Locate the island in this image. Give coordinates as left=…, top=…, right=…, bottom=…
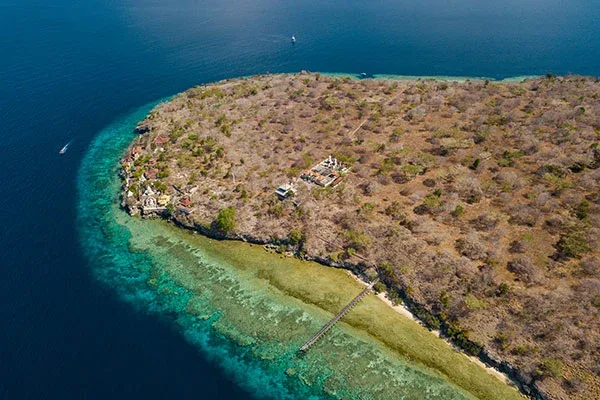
left=120, top=72, right=600, bottom=400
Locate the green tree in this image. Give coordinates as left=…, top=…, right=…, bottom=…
left=373, top=282, right=387, bottom=293
left=215, top=207, right=236, bottom=233
left=452, top=205, right=464, bottom=218
left=536, top=358, right=564, bottom=379
left=289, top=228, right=304, bottom=245
left=556, top=230, right=590, bottom=259
left=576, top=200, right=590, bottom=220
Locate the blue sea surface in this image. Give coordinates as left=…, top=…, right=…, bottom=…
left=1, top=0, right=598, bottom=398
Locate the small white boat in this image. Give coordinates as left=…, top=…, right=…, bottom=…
left=291, top=35, right=296, bottom=43
left=59, top=142, right=70, bottom=154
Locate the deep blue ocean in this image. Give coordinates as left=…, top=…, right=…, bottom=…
left=1, top=0, right=598, bottom=398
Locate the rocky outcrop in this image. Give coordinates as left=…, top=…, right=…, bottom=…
left=134, top=123, right=150, bottom=134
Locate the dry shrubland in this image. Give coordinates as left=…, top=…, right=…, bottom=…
left=122, top=73, right=600, bottom=400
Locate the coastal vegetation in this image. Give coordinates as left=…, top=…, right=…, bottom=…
left=215, top=207, right=236, bottom=233
left=121, top=73, right=600, bottom=400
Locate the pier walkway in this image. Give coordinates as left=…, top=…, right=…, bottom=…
left=300, top=278, right=379, bottom=352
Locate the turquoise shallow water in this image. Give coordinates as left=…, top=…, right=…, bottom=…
left=76, top=101, right=300, bottom=398
left=76, top=101, right=484, bottom=399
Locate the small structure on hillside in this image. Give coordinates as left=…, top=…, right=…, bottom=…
left=132, top=146, right=143, bottom=157
left=301, top=155, right=348, bottom=187
left=143, top=186, right=156, bottom=197
left=157, top=194, right=171, bottom=206
left=275, top=183, right=297, bottom=200
left=179, top=197, right=192, bottom=208
left=144, top=196, right=157, bottom=208
left=154, top=136, right=169, bottom=145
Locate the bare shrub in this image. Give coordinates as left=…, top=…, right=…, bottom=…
left=580, top=256, right=600, bottom=276
left=404, top=106, right=427, bottom=122
left=470, top=213, right=499, bottom=231
left=423, top=178, right=436, bottom=187
left=544, top=214, right=567, bottom=234
left=530, top=188, right=555, bottom=212
left=409, top=216, right=437, bottom=235
left=391, top=171, right=410, bottom=184
left=495, top=170, right=524, bottom=191
left=360, top=180, right=380, bottom=196
left=508, top=240, right=527, bottom=254
left=352, top=164, right=369, bottom=179
left=507, top=257, right=545, bottom=286
left=575, top=278, right=600, bottom=306
left=453, top=174, right=483, bottom=204
left=377, top=174, right=391, bottom=185
left=508, top=204, right=539, bottom=227
left=455, top=232, right=488, bottom=260
left=518, top=134, right=539, bottom=155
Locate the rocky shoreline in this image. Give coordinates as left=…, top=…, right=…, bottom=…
left=123, top=196, right=547, bottom=400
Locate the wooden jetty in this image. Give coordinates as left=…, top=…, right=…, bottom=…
left=299, top=278, right=379, bottom=352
